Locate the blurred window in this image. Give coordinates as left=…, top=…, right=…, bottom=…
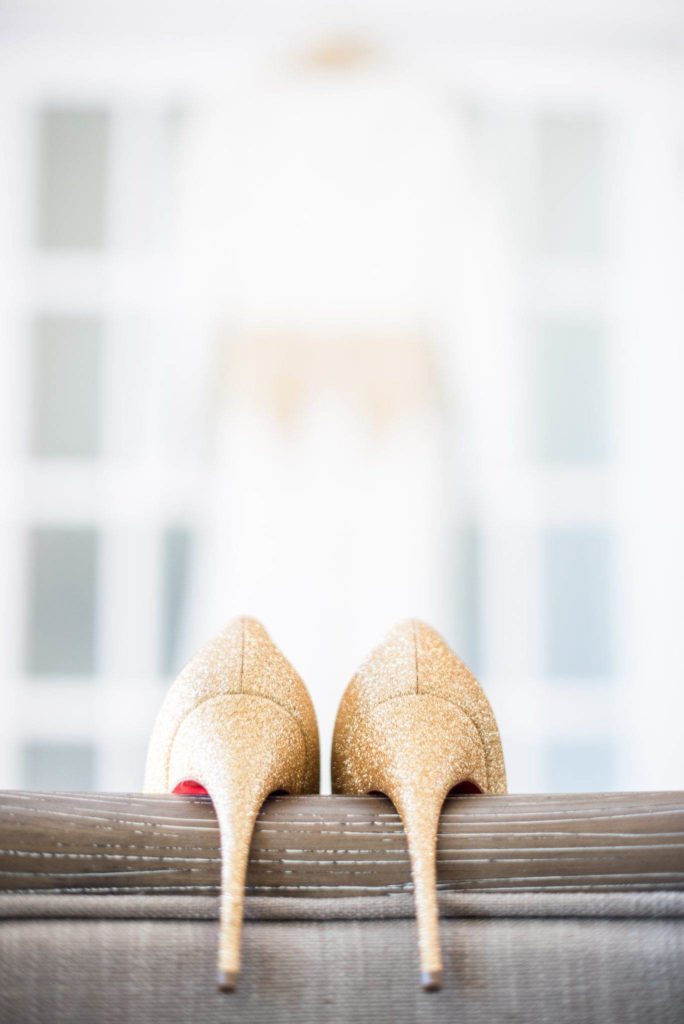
left=26, top=527, right=98, bottom=675
left=543, top=526, right=614, bottom=679
left=546, top=738, right=614, bottom=792
left=538, top=113, right=605, bottom=260
left=534, top=318, right=609, bottom=463
left=30, top=315, right=102, bottom=458
left=22, top=741, right=96, bottom=790
left=36, top=108, right=110, bottom=249
left=161, top=525, right=193, bottom=676
left=457, top=523, right=483, bottom=675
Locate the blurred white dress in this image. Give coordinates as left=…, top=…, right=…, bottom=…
left=174, top=57, right=486, bottom=783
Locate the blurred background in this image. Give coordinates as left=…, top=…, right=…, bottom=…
left=1, top=0, right=683, bottom=794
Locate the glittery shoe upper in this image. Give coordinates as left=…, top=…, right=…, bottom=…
left=145, top=616, right=320, bottom=793
left=332, top=619, right=507, bottom=796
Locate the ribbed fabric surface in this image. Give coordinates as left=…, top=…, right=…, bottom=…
left=1, top=891, right=683, bottom=1023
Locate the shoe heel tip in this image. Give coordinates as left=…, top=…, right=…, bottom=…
left=217, top=970, right=238, bottom=992
left=420, top=970, right=442, bottom=992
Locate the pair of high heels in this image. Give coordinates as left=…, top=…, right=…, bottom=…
left=145, top=617, right=506, bottom=992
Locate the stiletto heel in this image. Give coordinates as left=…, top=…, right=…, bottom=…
left=392, top=786, right=443, bottom=990
left=145, top=616, right=319, bottom=991
left=332, top=619, right=506, bottom=991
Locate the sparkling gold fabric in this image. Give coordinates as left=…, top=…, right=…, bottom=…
left=144, top=617, right=320, bottom=989
left=331, top=619, right=507, bottom=988
left=145, top=617, right=319, bottom=794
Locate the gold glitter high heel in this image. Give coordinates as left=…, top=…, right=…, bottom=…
left=331, top=620, right=506, bottom=991
left=145, top=616, right=319, bottom=991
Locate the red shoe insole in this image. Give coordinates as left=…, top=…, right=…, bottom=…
left=173, top=779, right=208, bottom=796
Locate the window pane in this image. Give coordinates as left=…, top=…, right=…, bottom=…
left=36, top=108, right=110, bottom=249
left=26, top=527, right=98, bottom=675
left=30, top=316, right=102, bottom=458
left=534, top=318, right=608, bottom=464
left=538, top=113, right=605, bottom=260
left=545, top=739, right=614, bottom=793
left=542, top=527, right=613, bottom=678
left=161, top=526, right=192, bottom=676
left=456, top=523, right=482, bottom=675
left=22, top=741, right=96, bottom=790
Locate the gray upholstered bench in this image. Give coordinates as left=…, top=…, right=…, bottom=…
left=1, top=791, right=683, bottom=1023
